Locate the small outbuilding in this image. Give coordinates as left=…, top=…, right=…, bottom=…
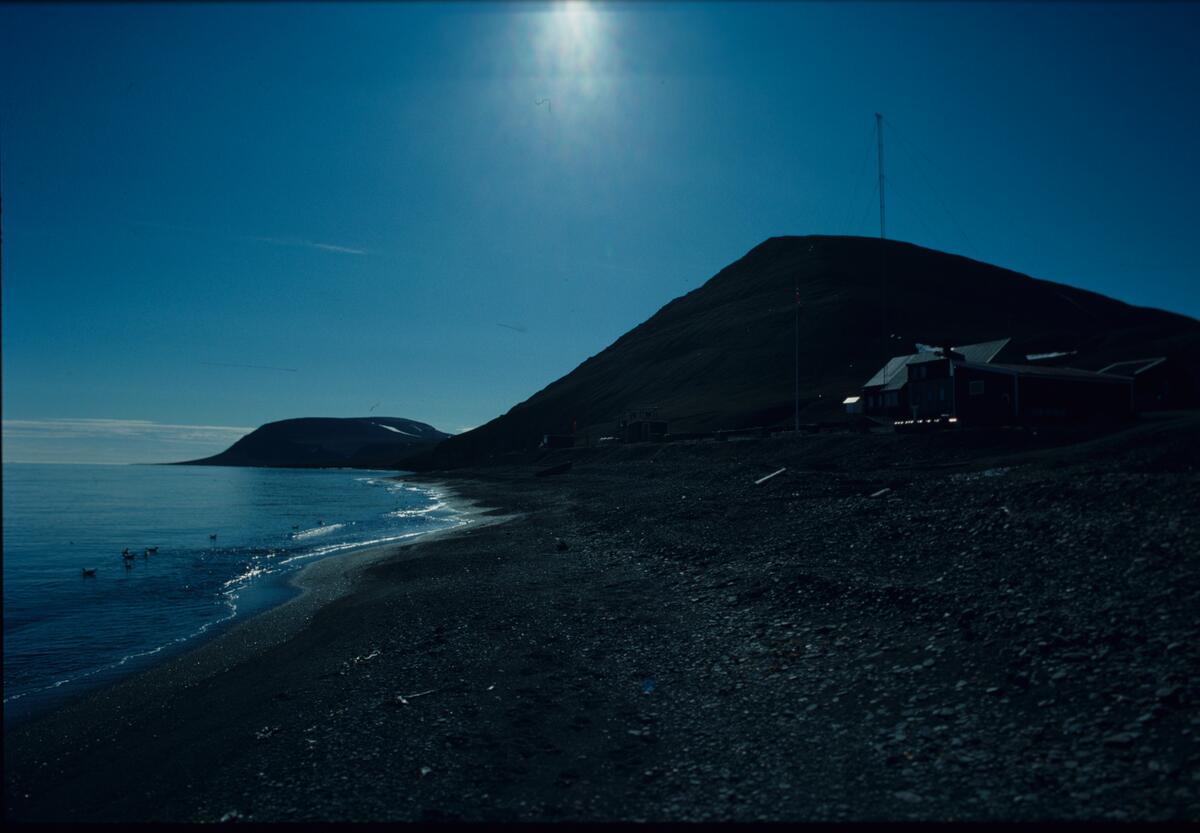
left=619, top=407, right=668, bottom=443
left=623, top=420, right=668, bottom=443
left=949, top=362, right=1133, bottom=425
left=1099, top=357, right=1194, bottom=411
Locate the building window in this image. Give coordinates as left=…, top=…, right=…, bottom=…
left=969, top=380, right=985, bottom=396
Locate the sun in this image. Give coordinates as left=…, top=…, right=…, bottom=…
left=537, top=0, right=606, bottom=78
left=557, top=0, right=598, bottom=39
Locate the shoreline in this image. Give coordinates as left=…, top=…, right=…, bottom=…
left=285, top=480, right=517, bottom=608
left=3, top=481, right=513, bottom=733
left=6, top=423, right=1198, bottom=822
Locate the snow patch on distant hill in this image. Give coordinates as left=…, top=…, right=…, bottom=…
left=374, top=423, right=420, bottom=437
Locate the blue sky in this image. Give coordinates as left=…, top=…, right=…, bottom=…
left=2, top=1, right=1198, bottom=463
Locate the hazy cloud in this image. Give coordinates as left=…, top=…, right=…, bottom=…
left=3, top=419, right=254, bottom=439
left=127, top=221, right=367, bottom=256
left=2, top=419, right=254, bottom=465
left=200, top=361, right=299, bottom=373
left=310, top=242, right=368, bottom=255
left=247, top=236, right=367, bottom=256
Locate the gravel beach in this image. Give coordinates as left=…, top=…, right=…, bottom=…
left=5, top=415, right=1199, bottom=822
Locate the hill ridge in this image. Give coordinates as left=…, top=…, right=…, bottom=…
left=177, top=416, right=449, bottom=469
left=426, top=235, right=1198, bottom=468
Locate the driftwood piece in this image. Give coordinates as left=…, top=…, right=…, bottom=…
left=754, top=467, right=787, bottom=485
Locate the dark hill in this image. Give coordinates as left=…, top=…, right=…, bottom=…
left=176, top=417, right=450, bottom=469
left=428, top=235, right=1199, bottom=468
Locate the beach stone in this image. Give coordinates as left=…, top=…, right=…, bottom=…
left=6, top=423, right=1200, bottom=823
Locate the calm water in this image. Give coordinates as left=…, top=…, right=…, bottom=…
left=2, top=463, right=461, bottom=726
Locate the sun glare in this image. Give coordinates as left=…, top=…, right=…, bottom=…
left=537, top=0, right=607, bottom=79
left=559, top=1, right=595, bottom=35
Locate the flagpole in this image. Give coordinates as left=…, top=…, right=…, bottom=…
left=794, top=282, right=800, bottom=434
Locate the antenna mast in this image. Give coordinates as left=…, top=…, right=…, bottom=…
left=876, top=112, right=885, bottom=240
left=876, top=113, right=888, bottom=349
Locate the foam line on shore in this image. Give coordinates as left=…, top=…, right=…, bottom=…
left=284, top=480, right=517, bottom=601
left=6, top=481, right=516, bottom=732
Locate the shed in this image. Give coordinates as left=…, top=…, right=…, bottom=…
left=623, top=421, right=668, bottom=443
left=951, top=362, right=1133, bottom=425
left=618, top=406, right=668, bottom=443
left=1098, top=357, right=1194, bottom=411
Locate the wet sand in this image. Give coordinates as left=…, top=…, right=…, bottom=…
left=5, top=420, right=1199, bottom=821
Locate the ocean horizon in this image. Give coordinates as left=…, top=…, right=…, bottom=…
left=2, top=462, right=462, bottom=727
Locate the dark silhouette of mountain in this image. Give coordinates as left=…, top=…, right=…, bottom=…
left=176, top=417, right=450, bottom=468
left=426, top=235, right=1199, bottom=468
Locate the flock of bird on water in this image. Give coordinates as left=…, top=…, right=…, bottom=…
left=80, top=542, right=199, bottom=576
left=81, top=521, right=325, bottom=576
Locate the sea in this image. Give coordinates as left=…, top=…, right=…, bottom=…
left=2, top=462, right=463, bottom=727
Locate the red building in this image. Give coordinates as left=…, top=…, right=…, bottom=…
left=858, top=338, right=1136, bottom=427
left=859, top=338, right=1015, bottom=420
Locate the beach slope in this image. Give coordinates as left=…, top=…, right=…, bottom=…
left=5, top=416, right=1199, bottom=821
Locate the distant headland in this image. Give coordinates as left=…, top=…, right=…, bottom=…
left=172, top=416, right=450, bottom=469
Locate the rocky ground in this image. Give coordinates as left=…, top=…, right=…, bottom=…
left=5, top=414, right=1199, bottom=822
